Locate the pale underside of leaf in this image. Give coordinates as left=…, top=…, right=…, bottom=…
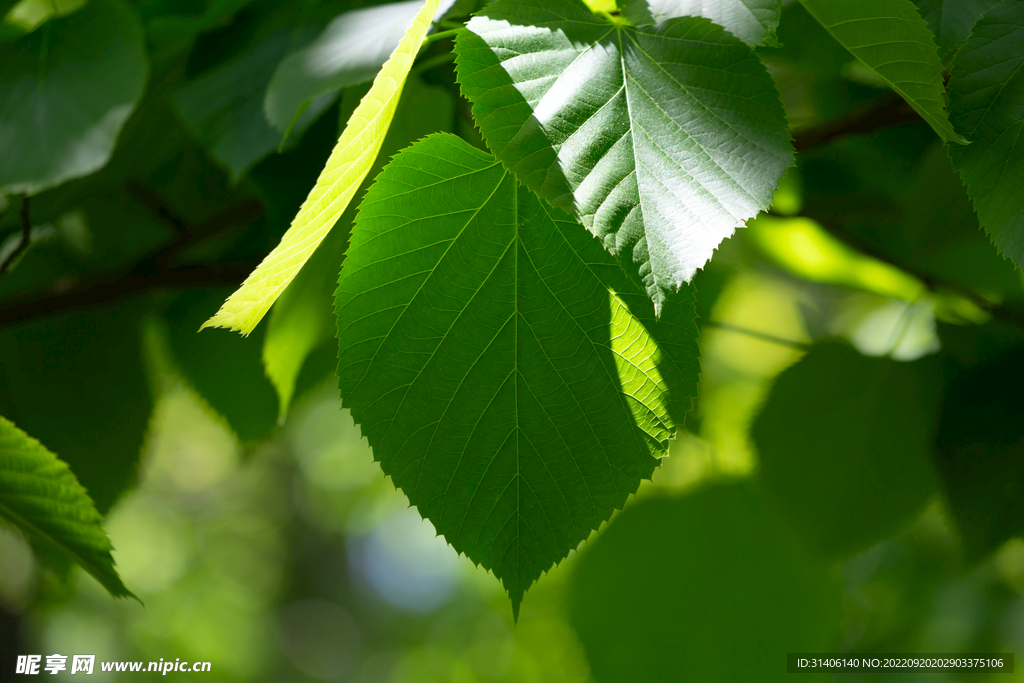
left=948, top=1, right=1024, bottom=269
left=201, top=0, right=442, bottom=335
left=335, top=133, right=699, bottom=617
left=455, top=0, right=792, bottom=312
left=800, top=0, right=969, bottom=145
left=0, top=416, right=134, bottom=599
left=622, top=0, right=782, bottom=47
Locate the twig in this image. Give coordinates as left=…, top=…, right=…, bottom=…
left=0, top=196, right=33, bottom=278
left=793, top=93, right=924, bottom=153
left=703, top=321, right=809, bottom=350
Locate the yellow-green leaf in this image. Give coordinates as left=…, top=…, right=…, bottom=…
left=201, top=0, right=442, bottom=335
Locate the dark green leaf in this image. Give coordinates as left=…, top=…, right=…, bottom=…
left=622, top=0, right=782, bottom=47
left=947, top=1, right=1024, bottom=270
left=335, top=133, right=700, bottom=616
left=454, top=0, right=792, bottom=312
left=752, top=342, right=941, bottom=558
left=570, top=482, right=839, bottom=683
left=0, top=416, right=134, bottom=599
left=912, top=0, right=1002, bottom=56
left=935, top=342, right=1024, bottom=560
left=0, top=303, right=152, bottom=514
left=799, top=0, right=968, bottom=144
left=0, top=0, right=148, bottom=195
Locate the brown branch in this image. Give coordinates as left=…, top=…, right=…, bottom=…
left=0, top=196, right=33, bottom=278
left=0, top=190, right=266, bottom=328
left=793, top=93, right=924, bottom=153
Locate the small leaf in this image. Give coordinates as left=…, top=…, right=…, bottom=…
left=335, top=133, right=700, bottom=616
left=799, top=0, right=968, bottom=144
left=622, top=0, right=782, bottom=47
left=264, top=0, right=456, bottom=133
left=454, top=0, right=792, bottom=312
left=570, top=483, right=839, bottom=682
left=0, top=416, right=134, bottom=599
left=0, top=0, right=148, bottom=195
left=202, top=0, right=443, bottom=335
left=947, top=1, right=1024, bottom=270
left=751, top=342, right=941, bottom=559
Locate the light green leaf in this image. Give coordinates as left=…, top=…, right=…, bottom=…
left=570, top=483, right=839, bottom=682
left=335, top=133, right=700, bottom=617
left=264, top=78, right=455, bottom=420
left=454, top=0, right=792, bottom=312
left=622, top=0, right=782, bottom=47
left=912, top=0, right=1002, bottom=57
left=0, top=416, right=134, bottom=599
left=947, top=1, right=1024, bottom=270
left=751, top=342, right=941, bottom=559
left=800, top=0, right=969, bottom=145
left=174, top=28, right=334, bottom=182
left=202, top=0, right=442, bottom=335
left=0, top=0, right=147, bottom=195
left=264, top=0, right=455, bottom=133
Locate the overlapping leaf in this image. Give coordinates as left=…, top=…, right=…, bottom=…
left=800, top=0, right=968, bottom=144
left=0, top=416, right=134, bottom=599
left=335, top=133, right=700, bottom=616
left=912, top=0, right=1002, bottom=57
left=622, top=0, right=782, bottom=47
left=0, top=0, right=147, bottom=195
left=202, top=0, right=442, bottom=335
left=947, top=1, right=1024, bottom=270
left=455, top=0, right=792, bottom=312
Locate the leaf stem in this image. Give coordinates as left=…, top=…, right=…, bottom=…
left=704, top=321, right=809, bottom=350
left=421, top=28, right=461, bottom=48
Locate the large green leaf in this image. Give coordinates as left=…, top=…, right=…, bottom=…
left=454, top=0, right=792, bottom=312
left=335, top=133, right=700, bottom=616
left=263, top=78, right=455, bottom=420
left=202, top=0, right=442, bottom=335
left=264, top=0, right=455, bottom=133
left=947, top=1, right=1024, bottom=270
left=0, top=0, right=148, bottom=195
left=622, top=0, right=782, bottom=47
left=0, top=416, right=134, bottom=599
left=570, top=483, right=838, bottom=683
left=800, top=0, right=969, bottom=145
left=751, top=343, right=941, bottom=559
left=912, top=0, right=1002, bottom=57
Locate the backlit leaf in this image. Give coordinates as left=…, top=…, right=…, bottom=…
left=455, top=0, right=792, bottom=312
left=202, top=0, right=442, bottom=335
left=335, top=133, right=700, bottom=616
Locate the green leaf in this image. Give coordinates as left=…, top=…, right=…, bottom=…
left=335, top=133, right=700, bottom=617
left=0, top=0, right=148, bottom=195
left=0, top=303, right=152, bottom=514
left=751, top=342, right=941, bottom=559
left=799, top=0, right=969, bottom=145
left=935, top=342, right=1024, bottom=560
left=264, top=0, right=454, bottom=133
left=622, top=0, right=782, bottom=47
left=0, top=416, right=134, bottom=599
left=454, top=0, right=792, bottom=312
left=202, top=0, right=443, bottom=335
left=173, top=27, right=334, bottom=182
left=947, top=1, right=1024, bottom=270
left=569, top=483, right=839, bottom=682
left=912, top=0, right=1002, bottom=57
left=263, top=77, right=455, bottom=420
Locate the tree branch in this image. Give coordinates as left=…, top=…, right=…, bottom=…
left=793, top=93, right=924, bottom=153
left=0, top=196, right=33, bottom=278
